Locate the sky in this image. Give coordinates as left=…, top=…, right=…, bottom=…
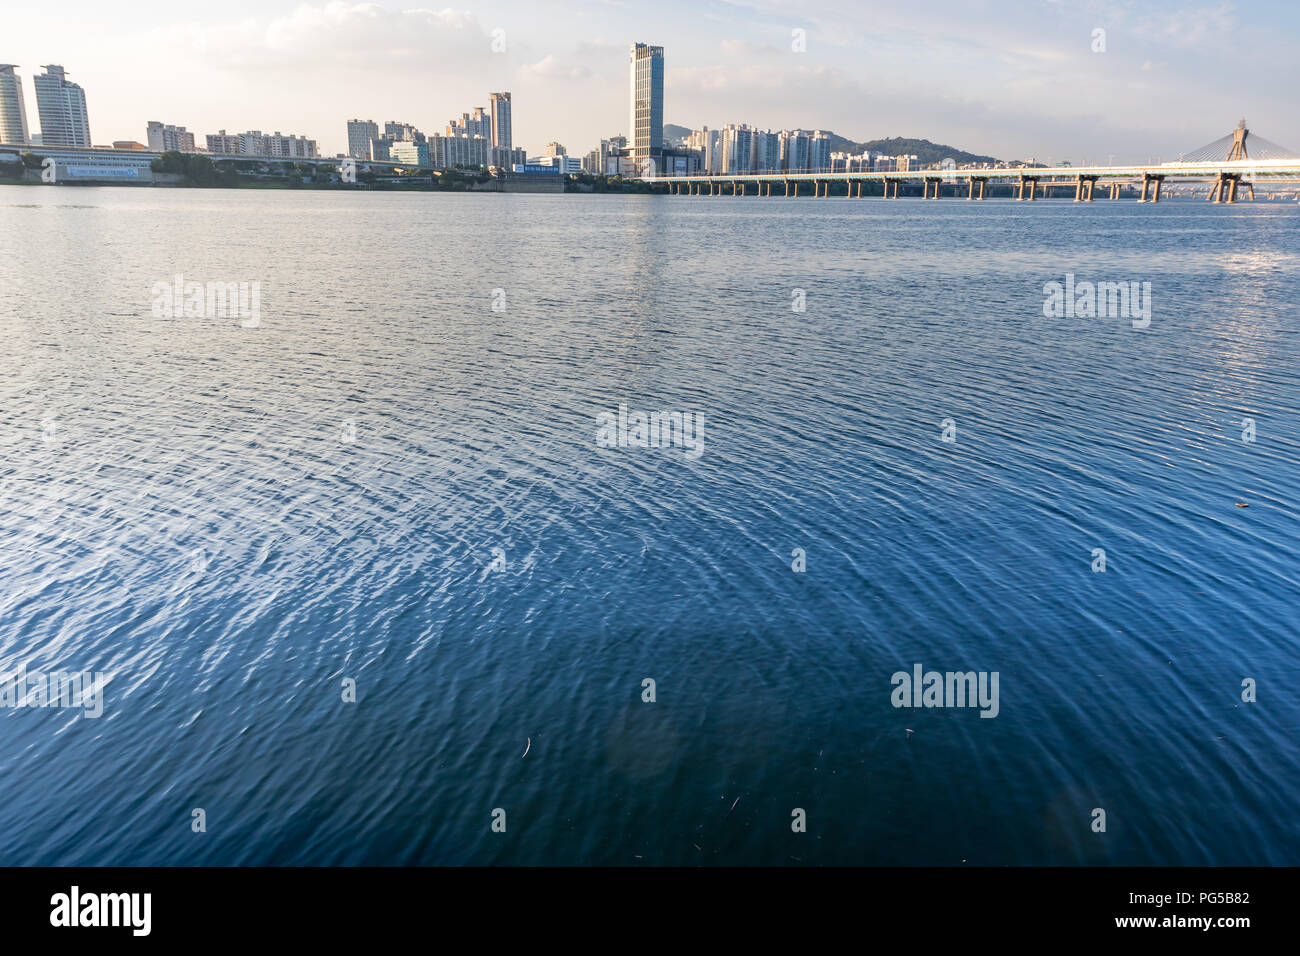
left=7, top=0, right=1299, bottom=163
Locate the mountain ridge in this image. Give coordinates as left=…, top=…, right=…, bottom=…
left=662, top=124, right=1001, bottom=165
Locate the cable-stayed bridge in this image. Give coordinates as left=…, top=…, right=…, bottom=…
left=642, top=121, right=1300, bottom=203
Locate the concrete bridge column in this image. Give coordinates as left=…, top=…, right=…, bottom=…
left=793, top=181, right=800, bottom=198
left=1017, top=176, right=1026, bottom=201
left=1139, top=175, right=1150, bottom=203
left=784, top=180, right=790, bottom=197
left=967, top=179, right=975, bottom=200
left=1151, top=176, right=1163, bottom=203
left=1027, top=179, right=1037, bottom=201
left=1073, top=176, right=1083, bottom=202
left=978, top=179, right=987, bottom=200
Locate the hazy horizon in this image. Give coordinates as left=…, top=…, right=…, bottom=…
left=7, top=0, right=1300, bottom=163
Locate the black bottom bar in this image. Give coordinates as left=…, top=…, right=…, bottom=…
left=0, top=866, right=1282, bottom=943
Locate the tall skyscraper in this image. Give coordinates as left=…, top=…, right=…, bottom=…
left=628, top=43, right=663, bottom=176
left=33, top=65, right=90, bottom=147
left=0, top=65, right=30, bottom=145
left=346, top=119, right=378, bottom=160
left=489, top=92, right=512, bottom=151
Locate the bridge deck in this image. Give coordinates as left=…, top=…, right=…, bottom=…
left=643, top=160, right=1300, bottom=183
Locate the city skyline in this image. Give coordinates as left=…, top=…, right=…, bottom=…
left=4, top=1, right=1300, bottom=163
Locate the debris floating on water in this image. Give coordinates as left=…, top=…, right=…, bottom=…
left=521, top=737, right=531, bottom=758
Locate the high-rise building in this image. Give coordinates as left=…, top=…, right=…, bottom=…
left=808, top=130, right=831, bottom=173
left=0, top=65, right=30, bottom=145
left=146, top=121, right=196, bottom=153
left=488, top=92, right=512, bottom=151
left=205, top=130, right=241, bottom=154
left=543, top=141, right=566, bottom=157
left=751, top=129, right=781, bottom=173
left=687, top=127, right=722, bottom=174
left=384, top=121, right=423, bottom=143
left=33, top=65, right=90, bottom=147
left=204, top=129, right=318, bottom=158
left=720, top=124, right=754, bottom=174
left=446, top=108, right=489, bottom=140
left=628, top=42, right=663, bottom=176
left=428, top=132, right=489, bottom=169
left=347, top=119, right=378, bottom=160
left=389, top=140, right=430, bottom=167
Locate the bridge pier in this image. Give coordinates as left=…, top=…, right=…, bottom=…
left=783, top=179, right=790, bottom=197
left=1027, top=178, right=1037, bottom=201
left=1017, top=176, right=1026, bottom=201
left=1139, top=174, right=1164, bottom=203
left=1211, top=172, right=1243, bottom=203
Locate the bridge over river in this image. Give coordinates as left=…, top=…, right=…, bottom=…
left=640, top=122, right=1300, bottom=203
